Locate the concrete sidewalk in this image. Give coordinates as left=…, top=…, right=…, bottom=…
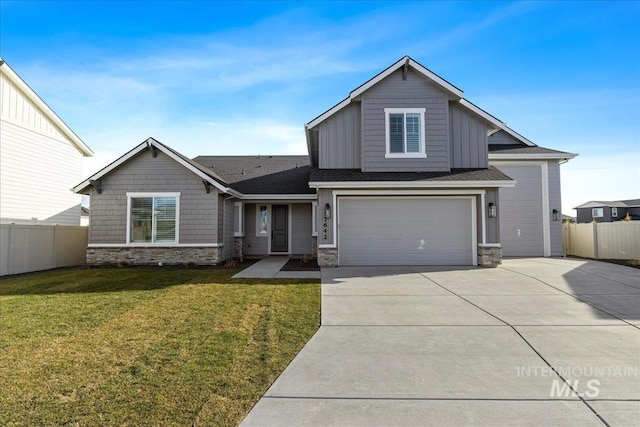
left=241, top=258, right=640, bottom=426
left=232, top=256, right=322, bottom=279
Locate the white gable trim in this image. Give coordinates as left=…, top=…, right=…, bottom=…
left=306, top=56, right=464, bottom=129
left=72, top=138, right=237, bottom=196
left=0, top=58, right=93, bottom=157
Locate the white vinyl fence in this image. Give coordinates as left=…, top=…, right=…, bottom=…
left=0, top=224, right=88, bottom=276
left=563, top=221, right=640, bottom=260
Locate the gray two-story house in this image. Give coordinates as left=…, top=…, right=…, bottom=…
left=74, top=56, right=576, bottom=267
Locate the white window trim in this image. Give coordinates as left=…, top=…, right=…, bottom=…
left=255, top=204, right=270, bottom=237
left=312, top=201, right=318, bottom=237
left=384, top=108, right=427, bottom=158
left=234, top=201, right=244, bottom=236
left=592, top=208, right=604, bottom=218
left=612, top=207, right=618, bottom=218
left=126, top=192, right=180, bottom=245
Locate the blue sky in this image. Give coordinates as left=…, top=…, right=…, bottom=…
left=2, top=1, right=639, bottom=214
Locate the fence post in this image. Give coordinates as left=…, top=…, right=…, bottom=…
left=592, top=221, right=599, bottom=259
left=7, top=223, right=14, bottom=275
left=53, top=224, right=59, bottom=268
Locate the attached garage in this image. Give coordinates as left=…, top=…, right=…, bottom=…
left=495, top=165, right=545, bottom=256
left=337, top=197, right=475, bottom=266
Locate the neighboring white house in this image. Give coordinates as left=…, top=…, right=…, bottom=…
left=0, top=58, right=93, bottom=225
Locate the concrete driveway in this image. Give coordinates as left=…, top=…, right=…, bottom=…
left=241, top=258, right=640, bottom=426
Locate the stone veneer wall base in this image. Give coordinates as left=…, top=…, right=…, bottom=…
left=477, top=244, right=502, bottom=268
left=317, top=247, right=337, bottom=267
left=87, top=246, right=224, bottom=266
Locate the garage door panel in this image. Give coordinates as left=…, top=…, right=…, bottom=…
left=338, top=198, right=473, bottom=266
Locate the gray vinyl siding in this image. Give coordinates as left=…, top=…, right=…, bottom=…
left=291, top=203, right=313, bottom=254
left=223, top=198, right=235, bottom=259
left=88, top=150, right=218, bottom=244
left=488, top=130, right=521, bottom=145
left=576, top=207, right=624, bottom=223
left=243, top=203, right=268, bottom=256
left=217, top=194, right=224, bottom=244
left=319, top=102, right=361, bottom=169
left=361, top=68, right=450, bottom=172
left=547, top=161, right=563, bottom=256
left=449, top=104, right=488, bottom=169
left=317, top=189, right=334, bottom=245
left=486, top=188, right=500, bottom=244
left=495, top=164, right=544, bottom=256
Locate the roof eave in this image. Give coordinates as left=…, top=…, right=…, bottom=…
left=309, top=180, right=516, bottom=189
left=489, top=153, right=578, bottom=160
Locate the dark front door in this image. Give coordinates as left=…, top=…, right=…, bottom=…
left=271, top=205, right=288, bottom=252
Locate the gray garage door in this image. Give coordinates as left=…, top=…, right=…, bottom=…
left=496, top=165, right=544, bottom=256
left=338, top=198, right=473, bottom=266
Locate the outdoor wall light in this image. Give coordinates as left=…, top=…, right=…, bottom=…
left=552, top=209, right=559, bottom=221
left=488, top=202, right=497, bottom=218
left=324, top=203, right=331, bottom=220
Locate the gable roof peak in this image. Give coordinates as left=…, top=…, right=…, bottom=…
left=0, top=58, right=93, bottom=157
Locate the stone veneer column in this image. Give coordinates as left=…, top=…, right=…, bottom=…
left=317, top=247, right=337, bottom=267
left=311, top=236, right=318, bottom=257
left=234, top=237, right=244, bottom=261
left=477, top=244, right=502, bottom=267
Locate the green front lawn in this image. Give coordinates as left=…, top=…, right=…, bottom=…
left=0, top=268, right=320, bottom=426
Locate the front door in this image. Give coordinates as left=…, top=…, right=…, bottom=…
left=271, top=205, right=288, bottom=253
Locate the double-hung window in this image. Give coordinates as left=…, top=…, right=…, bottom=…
left=127, top=193, right=179, bottom=244
left=385, top=108, right=426, bottom=158
left=592, top=208, right=604, bottom=218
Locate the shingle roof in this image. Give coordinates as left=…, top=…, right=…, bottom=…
left=575, top=199, right=640, bottom=209
left=193, top=155, right=313, bottom=194
left=488, top=144, right=572, bottom=155
left=309, top=166, right=513, bottom=183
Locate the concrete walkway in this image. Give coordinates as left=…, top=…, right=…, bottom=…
left=232, top=256, right=322, bottom=279
left=241, top=258, right=640, bottom=426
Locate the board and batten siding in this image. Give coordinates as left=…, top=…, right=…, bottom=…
left=223, top=198, right=235, bottom=259
left=243, top=203, right=268, bottom=256
left=319, top=102, right=361, bottom=169
left=360, top=68, right=450, bottom=172
left=88, top=150, right=219, bottom=244
left=1, top=75, right=84, bottom=225
left=291, top=203, right=313, bottom=254
left=449, top=103, right=488, bottom=169
left=547, top=160, right=563, bottom=256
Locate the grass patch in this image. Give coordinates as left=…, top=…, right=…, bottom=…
left=0, top=268, right=320, bottom=426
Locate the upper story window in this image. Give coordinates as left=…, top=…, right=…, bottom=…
left=612, top=207, right=618, bottom=217
left=384, top=108, right=426, bottom=158
left=592, top=208, right=604, bottom=218
left=127, top=192, right=179, bottom=244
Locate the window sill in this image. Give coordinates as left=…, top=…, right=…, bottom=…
left=385, top=153, right=427, bottom=159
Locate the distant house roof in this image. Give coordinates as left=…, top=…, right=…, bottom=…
left=575, top=199, right=640, bottom=209
left=309, top=166, right=515, bottom=188
left=0, top=58, right=93, bottom=157
left=193, top=155, right=314, bottom=195
left=489, top=144, right=577, bottom=160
